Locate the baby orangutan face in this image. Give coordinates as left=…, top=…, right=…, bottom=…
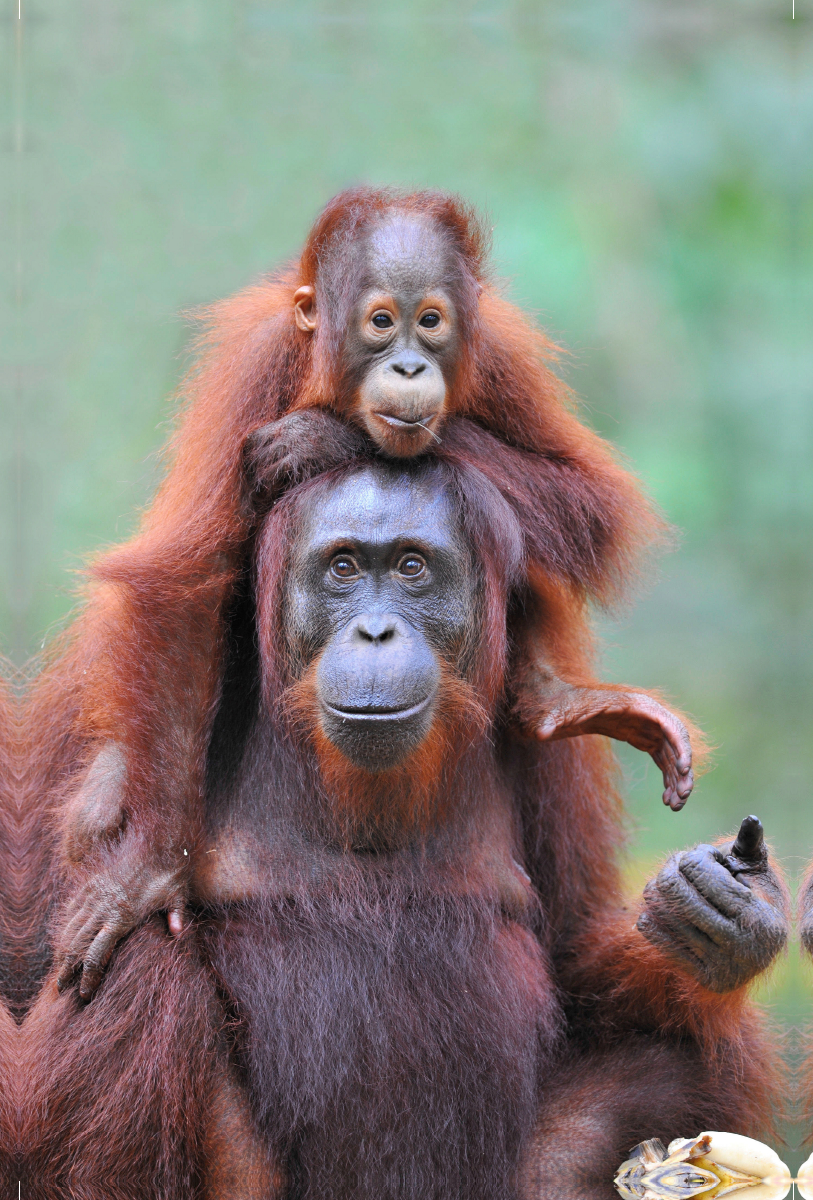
left=294, top=212, right=463, bottom=458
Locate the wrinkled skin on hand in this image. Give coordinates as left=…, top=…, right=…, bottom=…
left=637, top=816, right=789, bottom=993
left=244, top=410, right=369, bottom=511
left=55, top=840, right=187, bottom=1001
left=521, top=666, right=695, bottom=811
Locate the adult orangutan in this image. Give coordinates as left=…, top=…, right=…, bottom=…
left=34, top=187, right=704, bottom=1004
left=22, top=458, right=788, bottom=1200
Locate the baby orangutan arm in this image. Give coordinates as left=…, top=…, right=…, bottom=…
left=516, top=662, right=695, bottom=811
left=55, top=745, right=188, bottom=1001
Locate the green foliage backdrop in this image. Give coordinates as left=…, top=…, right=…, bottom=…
left=5, top=0, right=810, bottom=1108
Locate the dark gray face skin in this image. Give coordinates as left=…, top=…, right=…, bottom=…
left=344, top=214, right=462, bottom=457
left=285, top=466, right=476, bottom=771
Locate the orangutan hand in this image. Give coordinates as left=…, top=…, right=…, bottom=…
left=637, top=816, right=788, bottom=993
left=529, top=674, right=694, bottom=811
left=55, top=846, right=187, bottom=1001
left=244, top=410, right=368, bottom=510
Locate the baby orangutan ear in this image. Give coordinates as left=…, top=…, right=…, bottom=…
left=293, top=285, right=317, bottom=332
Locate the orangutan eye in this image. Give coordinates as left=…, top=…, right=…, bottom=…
left=418, top=311, right=441, bottom=329
left=371, top=312, right=394, bottom=330
left=397, top=554, right=426, bottom=579
left=330, top=555, right=359, bottom=579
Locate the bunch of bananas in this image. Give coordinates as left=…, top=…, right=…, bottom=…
left=614, top=1131, right=813, bottom=1200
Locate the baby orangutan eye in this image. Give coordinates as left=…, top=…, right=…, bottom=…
left=330, top=555, right=360, bottom=579
left=371, top=312, right=394, bottom=330
left=397, top=554, right=426, bottom=579
left=418, top=311, right=441, bottom=329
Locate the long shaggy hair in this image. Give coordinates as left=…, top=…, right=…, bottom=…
left=20, top=186, right=662, bottom=1003
left=202, top=885, right=560, bottom=1200
left=16, top=191, right=784, bottom=1194
left=18, top=921, right=220, bottom=1200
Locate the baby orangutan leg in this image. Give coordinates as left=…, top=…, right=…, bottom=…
left=520, top=1037, right=760, bottom=1200
left=517, top=663, right=694, bottom=811
left=202, top=1059, right=284, bottom=1200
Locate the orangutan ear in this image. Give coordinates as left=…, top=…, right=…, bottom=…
left=293, top=285, right=317, bottom=332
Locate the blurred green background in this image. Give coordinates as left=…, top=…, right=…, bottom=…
left=6, top=0, right=811, bottom=1148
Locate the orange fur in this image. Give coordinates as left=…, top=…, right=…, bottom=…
left=24, top=187, right=696, bottom=1004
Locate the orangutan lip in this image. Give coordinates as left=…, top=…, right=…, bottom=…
left=374, top=413, right=438, bottom=431
left=323, top=694, right=434, bottom=722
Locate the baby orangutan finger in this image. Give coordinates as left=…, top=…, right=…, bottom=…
left=534, top=686, right=694, bottom=810
left=56, top=912, right=102, bottom=992
left=651, top=743, right=694, bottom=811
left=56, top=954, right=79, bottom=993
left=79, top=924, right=122, bottom=1000
left=632, top=700, right=692, bottom=809
left=167, top=908, right=185, bottom=936
left=58, top=891, right=97, bottom=944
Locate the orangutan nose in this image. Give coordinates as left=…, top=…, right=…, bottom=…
left=352, top=613, right=403, bottom=645
left=390, top=355, right=427, bottom=378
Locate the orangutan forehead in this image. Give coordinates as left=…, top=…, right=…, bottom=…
left=294, top=464, right=463, bottom=559
left=362, top=213, right=453, bottom=295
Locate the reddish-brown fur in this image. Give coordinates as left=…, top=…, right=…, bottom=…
left=22, top=190, right=709, bottom=1003
left=21, top=456, right=784, bottom=1198
left=0, top=678, right=20, bottom=1190
left=20, top=190, right=772, bottom=1197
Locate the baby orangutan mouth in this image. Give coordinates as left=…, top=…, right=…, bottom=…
left=374, top=412, right=440, bottom=432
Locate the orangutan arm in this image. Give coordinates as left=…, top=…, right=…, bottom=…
left=560, top=818, right=789, bottom=1045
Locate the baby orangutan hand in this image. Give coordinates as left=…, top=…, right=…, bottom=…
left=55, top=843, right=188, bottom=1001
left=244, top=409, right=369, bottom=511
left=522, top=667, right=694, bottom=811
left=637, top=816, right=788, bottom=993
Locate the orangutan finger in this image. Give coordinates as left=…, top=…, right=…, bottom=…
left=167, top=908, right=185, bottom=936
left=56, top=913, right=101, bottom=990
left=651, top=742, right=693, bottom=810
left=60, top=912, right=104, bottom=968
left=57, top=899, right=97, bottom=951
left=78, top=925, right=122, bottom=1000
left=56, top=955, right=79, bottom=992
